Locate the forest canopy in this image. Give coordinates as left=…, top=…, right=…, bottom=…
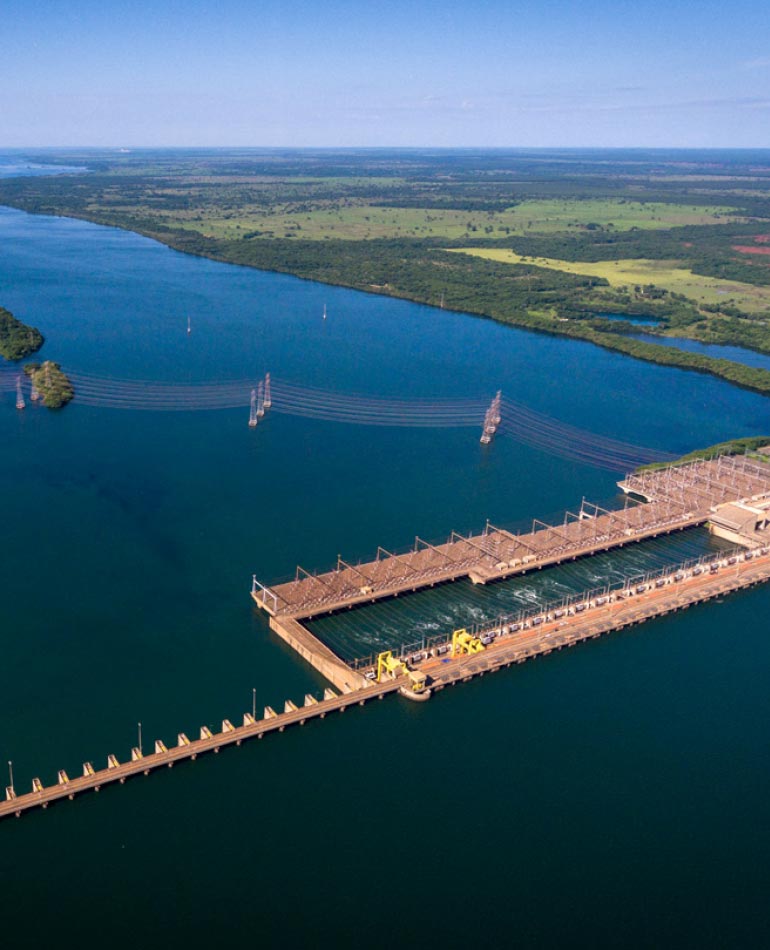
left=0, top=306, right=44, bottom=361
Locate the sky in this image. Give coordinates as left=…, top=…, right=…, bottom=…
left=2, top=0, right=770, bottom=148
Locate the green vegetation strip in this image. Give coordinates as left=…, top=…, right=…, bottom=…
left=24, top=361, right=74, bottom=408
left=0, top=306, right=44, bottom=361
left=637, top=437, right=770, bottom=472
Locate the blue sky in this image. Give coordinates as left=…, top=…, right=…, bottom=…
left=2, top=0, right=770, bottom=147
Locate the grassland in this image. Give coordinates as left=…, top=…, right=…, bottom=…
left=105, top=196, right=740, bottom=242
left=3, top=147, right=770, bottom=394
left=451, top=248, right=770, bottom=315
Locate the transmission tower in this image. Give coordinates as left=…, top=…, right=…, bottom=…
left=15, top=375, right=25, bottom=410
left=263, top=372, right=272, bottom=409
left=480, top=391, right=502, bottom=444
left=257, top=380, right=265, bottom=418
left=480, top=407, right=492, bottom=443
left=249, top=389, right=258, bottom=427
left=491, top=390, right=502, bottom=426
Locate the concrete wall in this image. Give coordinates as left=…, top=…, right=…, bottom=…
left=269, top=617, right=367, bottom=693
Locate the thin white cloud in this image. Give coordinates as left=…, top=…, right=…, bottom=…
left=742, top=56, right=770, bottom=70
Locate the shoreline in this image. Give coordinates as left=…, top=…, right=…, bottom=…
left=3, top=201, right=770, bottom=399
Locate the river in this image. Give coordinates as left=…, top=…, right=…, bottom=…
left=1, top=182, right=769, bottom=947
left=630, top=331, right=770, bottom=372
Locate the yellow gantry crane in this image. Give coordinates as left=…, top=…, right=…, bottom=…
left=375, top=651, right=428, bottom=694
left=451, top=628, right=485, bottom=656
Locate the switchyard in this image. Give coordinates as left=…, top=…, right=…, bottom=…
left=4, top=454, right=770, bottom=822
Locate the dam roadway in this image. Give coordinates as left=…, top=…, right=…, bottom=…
left=4, top=538, right=770, bottom=822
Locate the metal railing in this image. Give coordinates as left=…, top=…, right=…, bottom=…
left=261, top=453, right=770, bottom=620
left=348, top=542, right=769, bottom=672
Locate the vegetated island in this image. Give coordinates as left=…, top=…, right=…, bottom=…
left=23, top=361, right=74, bottom=408
left=637, top=436, right=770, bottom=472
left=4, top=148, right=770, bottom=395
left=0, top=306, right=44, bottom=361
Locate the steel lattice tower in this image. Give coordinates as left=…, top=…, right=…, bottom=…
left=480, top=391, right=502, bottom=444
left=249, top=389, right=258, bottom=427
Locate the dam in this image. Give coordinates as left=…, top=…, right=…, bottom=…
left=4, top=454, right=770, bottom=822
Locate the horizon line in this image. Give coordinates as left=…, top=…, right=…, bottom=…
left=4, top=144, right=770, bottom=153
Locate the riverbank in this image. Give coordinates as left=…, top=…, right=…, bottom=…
left=637, top=436, right=770, bottom=472
left=2, top=147, right=770, bottom=398
left=137, top=227, right=770, bottom=398
left=9, top=202, right=770, bottom=398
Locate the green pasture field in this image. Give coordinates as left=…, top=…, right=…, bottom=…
left=451, top=248, right=770, bottom=314
left=110, top=194, right=740, bottom=242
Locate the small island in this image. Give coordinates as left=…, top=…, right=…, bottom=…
left=0, top=306, right=44, bottom=361
left=23, top=361, right=75, bottom=408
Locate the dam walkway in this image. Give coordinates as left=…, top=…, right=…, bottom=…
left=254, top=455, right=770, bottom=620
left=6, top=536, right=770, bottom=823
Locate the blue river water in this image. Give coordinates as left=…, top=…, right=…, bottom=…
left=631, top=331, right=770, bottom=372
left=1, top=172, right=770, bottom=947
left=0, top=155, right=85, bottom=179
left=597, top=311, right=660, bottom=327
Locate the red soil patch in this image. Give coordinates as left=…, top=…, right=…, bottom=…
left=754, top=235, right=770, bottom=243
left=733, top=245, right=770, bottom=256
